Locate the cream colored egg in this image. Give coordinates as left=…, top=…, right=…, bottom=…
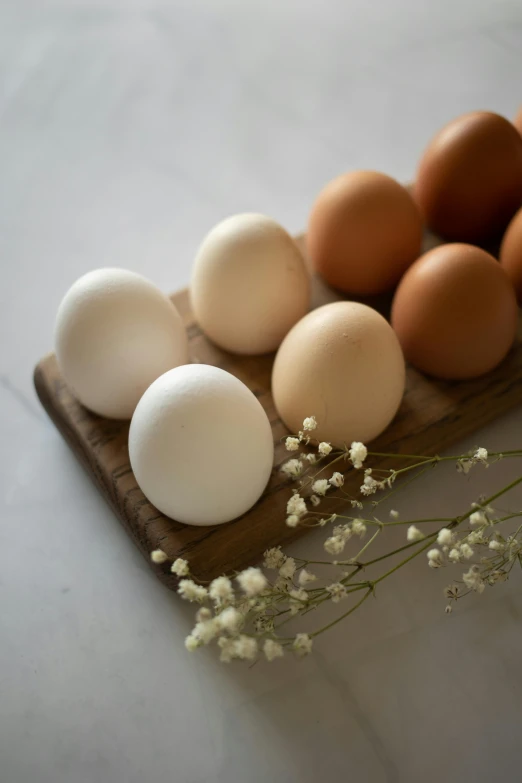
left=129, top=365, right=274, bottom=525
left=55, top=268, right=188, bottom=419
left=272, top=302, right=405, bottom=447
left=191, top=213, right=310, bottom=354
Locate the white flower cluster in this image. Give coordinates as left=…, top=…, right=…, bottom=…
left=349, top=441, right=368, bottom=469
left=150, top=549, right=168, bottom=564
left=326, top=582, right=348, bottom=603
left=407, top=525, right=424, bottom=542
left=176, top=561, right=315, bottom=663
left=281, top=458, right=303, bottom=478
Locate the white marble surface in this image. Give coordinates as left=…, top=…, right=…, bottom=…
left=2, top=1, right=522, bottom=781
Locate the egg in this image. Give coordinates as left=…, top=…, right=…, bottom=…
left=55, top=268, right=188, bottom=419
left=129, top=365, right=274, bottom=525
left=500, top=206, right=522, bottom=302
left=414, top=111, right=522, bottom=242
left=191, top=214, right=310, bottom=355
left=272, top=301, right=405, bottom=447
left=391, top=244, right=518, bottom=379
left=307, top=171, right=423, bottom=295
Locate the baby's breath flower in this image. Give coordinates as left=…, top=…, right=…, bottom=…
left=312, top=479, right=330, bottom=496
left=444, top=584, right=460, bottom=599
left=427, top=548, right=444, bottom=568
left=437, top=528, right=454, bottom=546
left=305, top=453, right=317, bottom=464
left=235, top=635, right=258, bottom=660
left=287, top=494, right=307, bottom=518
left=209, top=576, right=234, bottom=605
left=474, top=447, right=488, bottom=463
left=445, top=604, right=452, bottom=614
left=470, top=510, right=487, bottom=527
left=217, top=636, right=236, bottom=663
left=217, top=606, right=242, bottom=633
left=349, top=442, right=368, bottom=469
left=448, top=547, right=461, bottom=563
left=236, top=567, right=267, bottom=597
left=333, top=523, right=352, bottom=540
left=279, top=557, right=296, bottom=579
left=407, top=525, right=424, bottom=542
left=329, top=472, right=344, bottom=488
left=185, top=635, right=199, bottom=652
left=467, top=530, right=484, bottom=545
left=150, top=549, right=168, bottom=564
left=462, top=566, right=485, bottom=593
left=303, top=416, right=317, bottom=431
left=324, top=535, right=345, bottom=555
left=192, top=619, right=218, bottom=645
left=196, top=607, right=212, bottom=622
left=285, top=436, right=300, bottom=452
left=326, top=582, right=348, bottom=603
left=281, top=458, right=303, bottom=478
left=389, top=509, right=399, bottom=519
left=178, top=579, right=208, bottom=602
left=286, top=514, right=300, bottom=527
left=489, top=539, right=504, bottom=552
left=360, top=475, right=379, bottom=496
left=310, top=494, right=321, bottom=507
left=318, top=517, right=328, bottom=526
left=171, top=557, right=189, bottom=576
left=460, top=543, right=474, bottom=560
left=318, top=442, right=332, bottom=456
left=352, top=519, right=367, bottom=538
left=298, top=568, right=317, bottom=585
left=293, top=633, right=313, bottom=656
left=263, top=546, right=285, bottom=570
left=263, top=639, right=284, bottom=661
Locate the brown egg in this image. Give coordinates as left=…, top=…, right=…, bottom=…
left=414, top=112, right=522, bottom=243
left=391, top=244, right=518, bottom=379
left=307, top=171, right=423, bottom=295
left=500, top=206, right=522, bottom=302
left=514, top=105, right=522, bottom=136
left=272, top=301, right=405, bottom=447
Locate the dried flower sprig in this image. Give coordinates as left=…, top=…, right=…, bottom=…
left=151, top=419, right=522, bottom=664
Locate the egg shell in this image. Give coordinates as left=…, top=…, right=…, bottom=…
left=191, top=214, right=310, bottom=355
left=307, top=171, right=423, bottom=295
left=128, top=365, right=274, bottom=526
left=272, top=301, right=406, bottom=447
left=414, top=111, right=522, bottom=242
left=391, top=244, right=518, bottom=379
left=55, top=268, right=188, bottom=419
left=500, top=206, right=522, bottom=302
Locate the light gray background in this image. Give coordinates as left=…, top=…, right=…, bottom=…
left=2, top=1, right=522, bottom=781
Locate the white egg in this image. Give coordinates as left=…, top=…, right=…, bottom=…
left=55, top=268, right=188, bottom=419
left=191, top=213, right=310, bottom=354
left=128, top=365, right=274, bottom=526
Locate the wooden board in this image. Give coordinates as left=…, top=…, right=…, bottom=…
left=34, top=233, right=522, bottom=587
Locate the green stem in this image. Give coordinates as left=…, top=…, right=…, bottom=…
left=309, top=589, right=373, bottom=637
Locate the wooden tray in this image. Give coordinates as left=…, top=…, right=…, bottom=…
left=34, top=234, right=522, bottom=587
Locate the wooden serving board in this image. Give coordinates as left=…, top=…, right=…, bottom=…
left=34, top=234, right=522, bottom=587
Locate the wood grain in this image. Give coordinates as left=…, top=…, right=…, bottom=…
left=34, top=233, right=522, bottom=586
